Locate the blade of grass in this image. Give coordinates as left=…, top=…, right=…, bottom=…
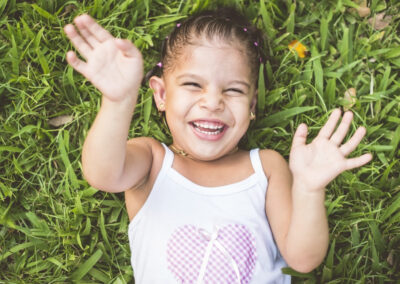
left=311, top=45, right=323, bottom=97
left=256, top=106, right=317, bottom=127
left=31, top=4, right=56, bottom=21
left=71, top=249, right=103, bottom=281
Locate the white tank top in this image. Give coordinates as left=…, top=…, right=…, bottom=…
left=128, top=144, right=290, bottom=283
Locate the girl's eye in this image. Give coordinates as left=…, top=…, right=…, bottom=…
left=226, top=88, right=244, bottom=95
left=183, top=82, right=201, bottom=88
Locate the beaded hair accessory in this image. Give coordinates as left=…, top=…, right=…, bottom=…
left=242, top=26, right=264, bottom=64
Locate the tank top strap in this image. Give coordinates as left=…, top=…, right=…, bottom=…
left=249, top=148, right=268, bottom=189
left=161, top=143, right=174, bottom=169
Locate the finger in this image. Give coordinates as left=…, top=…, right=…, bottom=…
left=340, top=126, right=366, bottom=156
left=115, top=39, right=141, bottom=58
left=330, top=111, right=353, bottom=145
left=78, top=14, right=113, bottom=43
left=64, top=24, right=92, bottom=59
left=73, top=17, right=100, bottom=48
left=345, top=153, right=373, bottom=170
left=317, top=108, right=342, bottom=139
left=66, top=51, right=89, bottom=77
left=292, top=123, right=308, bottom=148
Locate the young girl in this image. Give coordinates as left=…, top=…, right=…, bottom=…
left=64, top=7, right=372, bottom=283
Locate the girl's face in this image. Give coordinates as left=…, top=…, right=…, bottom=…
left=151, top=37, right=257, bottom=161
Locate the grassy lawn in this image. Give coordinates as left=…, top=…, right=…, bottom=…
left=1, top=0, right=399, bottom=282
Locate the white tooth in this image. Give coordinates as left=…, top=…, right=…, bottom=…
left=193, top=122, right=224, bottom=130
left=198, top=128, right=222, bottom=135
left=193, top=121, right=225, bottom=132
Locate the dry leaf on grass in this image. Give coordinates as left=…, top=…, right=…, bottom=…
left=387, top=250, right=394, bottom=266
left=48, top=115, right=73, bottom=127
left=343, top=88, right=357, bottom=110
left=348, top=0, right=370, bottom=18
left=357, top=7, right=371, bottom=18
left=61, top=4, right=77, bottom=16
left=368, top=12, right=392, bottom=30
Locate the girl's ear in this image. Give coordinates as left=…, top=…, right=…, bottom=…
left=149, top=76, right=166, bottom=111
left=250, top=90, right=258, bottom=113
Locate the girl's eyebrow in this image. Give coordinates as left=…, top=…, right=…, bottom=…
left=176, top=73, right=203, bottom=81
left=230, top=80, right=250, bottom=89
left=176, top=73, right=250, bottom=88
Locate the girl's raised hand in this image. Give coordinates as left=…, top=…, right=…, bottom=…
left=289, top=109, right=372, bottom=193
left=64, top=14, right=143, bottom=102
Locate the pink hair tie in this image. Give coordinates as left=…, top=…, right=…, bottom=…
left=157, top=62, right=163, bottom=68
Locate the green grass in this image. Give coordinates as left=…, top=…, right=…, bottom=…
left=1, top=0, right=399, bottom=282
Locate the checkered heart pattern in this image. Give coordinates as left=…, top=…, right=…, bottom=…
left=166, top=223, right=257, bottom=283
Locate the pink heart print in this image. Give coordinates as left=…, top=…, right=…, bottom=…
left=167, top=223, right=257, bottom=283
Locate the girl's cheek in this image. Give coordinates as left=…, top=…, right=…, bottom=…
left=231, top=97, right=252, bottom=109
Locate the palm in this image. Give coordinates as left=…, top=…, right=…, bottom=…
left=64, top=14, right=143, bottom=101
left=84, top=40, right=142, bottom=99
left=289, top=109, right=372, bottom=192
left=290, top=135, right=348, bottom=190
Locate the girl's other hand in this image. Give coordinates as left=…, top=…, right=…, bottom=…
left=289, top=109, right=372, bottom=193
left=64, top=14, right=143, bottom=102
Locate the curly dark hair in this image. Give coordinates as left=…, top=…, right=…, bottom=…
left=144, top=7, right=266, bottom=88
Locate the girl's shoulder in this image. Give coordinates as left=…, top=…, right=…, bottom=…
left=257, top=148, right=290, bottom=179
left=127, top=136, right=165, bottom=159
left=126, top=136, right=166, bottom=185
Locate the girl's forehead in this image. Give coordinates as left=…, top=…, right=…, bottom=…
left=188, top=35, right=246, bottom=55
left=192, top=34, right=240, bottom=46
left=170, top=37, right=250, bottom=73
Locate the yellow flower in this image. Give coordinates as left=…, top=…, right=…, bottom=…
left=288, top=40, right=308, bottom=58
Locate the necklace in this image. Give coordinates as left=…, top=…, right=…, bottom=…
left=169, top=144, right=239, bottom=160
left=169, top=144, right=189, bottom=157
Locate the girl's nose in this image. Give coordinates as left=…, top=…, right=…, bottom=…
left=199, top=88, right=224, bottom=112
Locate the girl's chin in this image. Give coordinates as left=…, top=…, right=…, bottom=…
left=186, top=145, right=238, bottom=161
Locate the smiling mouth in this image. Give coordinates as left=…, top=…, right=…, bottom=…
left=190, top=121, right=227, bottom=135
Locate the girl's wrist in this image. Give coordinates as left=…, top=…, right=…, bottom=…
left=101, top=92, right=137, bottom=109
left=291, top=181, right=326, bottom=214
left=100, top=83, right=141, bottom=104
left=292, top=178, right=325, bottom=197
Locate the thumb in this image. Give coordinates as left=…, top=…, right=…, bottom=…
left=115, top=39, right=140, bottom=57
left=292, top=123, right=308, bottom=148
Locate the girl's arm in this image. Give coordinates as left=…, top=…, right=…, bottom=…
left=64, top=15, right=152, bottom=192
left=265, top=109, right=372, bottom=273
